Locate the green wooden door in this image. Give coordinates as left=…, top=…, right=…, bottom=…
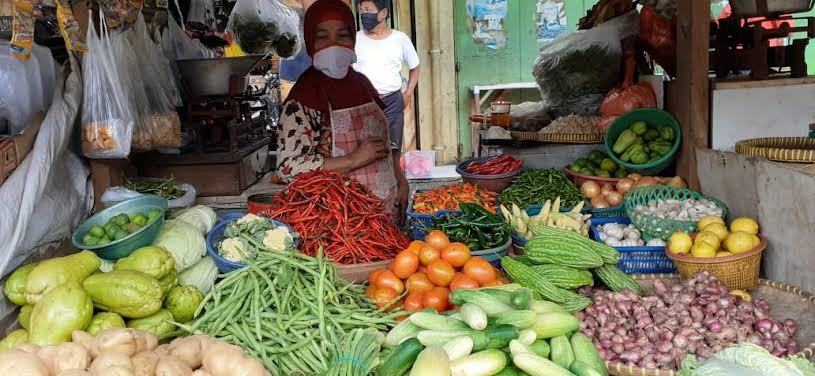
left=453, top=0, right=599, bottom=157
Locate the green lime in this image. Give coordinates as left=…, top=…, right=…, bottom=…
left=130, top=213, right=148, bottom=226
left=600, top=158, right=618, bottom=173
left=614, top=168, right=628, bottom=178
left=147, top=209, right=161, bottom=221
left=113, top=230, right=129, bottom=241
left=583, top=168, right=596, bottom=176
left=596, top=170, right=612, bottom=178
left=82, top=233, right=99, bottom=246
left=89, top=225, right=106, bottom=238
left=126, top=223, right=142, bottom=234
left=104, top=223, right=121, bottom=237
left=97, top=236, right=111, bottom=246
left=588, top=150, right=605, bottom=164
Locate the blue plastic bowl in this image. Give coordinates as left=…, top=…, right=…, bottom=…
left=206, top=212, right=298, bottom=273
left=472, top=238, right=512, bottom=267
left=72, top=195, right=168, bottom=260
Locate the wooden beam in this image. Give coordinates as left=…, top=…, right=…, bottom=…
left=414, top=0, right=435, bottom=153
left=435, top=0, right=457, bottom=163
left=673, top=0, right=710, bottom=190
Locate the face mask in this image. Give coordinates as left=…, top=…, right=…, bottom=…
left=312, top=45, right=357, bottom=79
left=361, top=12, right=380, bottom=32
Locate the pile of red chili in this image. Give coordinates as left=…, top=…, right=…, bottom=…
left=464, top=155, right=523, bottom=175
left=269, top=170, right=409, bottom=264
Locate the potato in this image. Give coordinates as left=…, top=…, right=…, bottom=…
left=92, top=366, right=134, bottom=376
left=156, top=356, right=193, bottom=376
left=132, top=351, right=159, bottom=376
left=57, top=371, right=92, bottom=376
left=53, top=342, right=92, bottom=373
left=94, top=329, right=138, bottom=356
left=0, top=349, right=50, bottom=375
left=90, top=352, right=132, bottom=372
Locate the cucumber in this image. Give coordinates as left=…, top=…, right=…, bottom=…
left=495, top=310, right=537, bottom=329
left=531, top=312, right=579, bottom=339
left=442, top=335, right=474, bottom=362
left=378, top=338, right=424, bottom=376
left=529, top=300, right=566, bottom=314
left=550, top=335, right=575, bottom=370
left=478, top=288, right=514, bottom=305
left=450, top=349, right=508, bottom=376
left=509, top=339, right=534, bottom=357
left=460, top=303, right=488, bottom=330
left=570, top=333, right=608, bottom=376
left=416, top=330, right=473, bottom=347
left=512, top=353, right=574, bottom=376
left=450, top=290, right=514, bottom=316
left=409, top=346, right=450, bottom=376
left=517, top=329, right=537, bottom=345
left=529, top=340, right=550, bottom=358
left=385, top=318, right=424, bottom=348
left=570, top=360, right=605, bottom=376
left=483, top=324, right=519, bottom=350
left=495, top=367, right=521, bottom=376
left=409, top=312, right=469, bottom=331
left=510, top=288, right=533, bottom=309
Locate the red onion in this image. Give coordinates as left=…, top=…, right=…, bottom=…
left=612, top=343, right=624, bottom=354
left=620, top=351, right=641, bottom=364
left=706, top=321, right=722, bottom=333
left=755, top=319, right=773, bottom=332
left=599, top=339, right=612, bottom=349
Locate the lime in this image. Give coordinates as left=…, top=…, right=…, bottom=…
left=130, top=213, right=148, bottom=226
left=126, top=223, right=142, bottom=234
left=104, top=223, right=121, bottom=238
left=588, top=150, right=605, bottom=164
left=89, top=225, right=106, bottom=238
left=97, top=236, right=111, bottom=246
left=596, top=170, right=611, bottom=178
left=147, top=209, right=161, bottom=221
left=114, top=230, right=129, bottom=241
left=82, top=233, right=99, bottom=246
left=600, top=158, right=618, bottom=173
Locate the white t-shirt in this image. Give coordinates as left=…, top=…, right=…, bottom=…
left=353, top=30, right=420, bottom=95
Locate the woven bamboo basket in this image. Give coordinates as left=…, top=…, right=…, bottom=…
left=605, top=274, right=815, bottom=376
left=510, top=131, right=604, bottom=144
left=665, top=235, right=766, bottom=290
left=734, top=137, right=815, bottom=163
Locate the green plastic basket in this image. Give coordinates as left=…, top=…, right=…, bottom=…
left=624, top=185, right=729, bottom=241
left=604, top=108, right=682, bottom=175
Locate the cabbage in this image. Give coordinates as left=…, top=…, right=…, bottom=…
left=152, top=220, right=206, bottom=271
left=178, top=256, right=218, bottom=294
left=712, top=343, right=802, bottom=376
left=173, top=205, right=218, bottom=235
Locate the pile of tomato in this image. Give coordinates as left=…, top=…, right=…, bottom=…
left=365, top=230, right=507, bottom=312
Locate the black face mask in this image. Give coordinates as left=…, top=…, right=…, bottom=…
left=361, top=12, right=380, bottom=31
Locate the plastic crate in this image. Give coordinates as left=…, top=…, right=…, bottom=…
left=590, top=217, right=676, bottom=274
left=206, top=212, right=298, bottom=273
left=590, top=205, right=627, bottom=219
left=408, top=189, right=499, bottom=241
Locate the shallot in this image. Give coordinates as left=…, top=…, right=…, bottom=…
left=578, top=271, right=798, bottom=370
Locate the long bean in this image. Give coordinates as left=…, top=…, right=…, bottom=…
left=499, top=168, right=584, bottom=209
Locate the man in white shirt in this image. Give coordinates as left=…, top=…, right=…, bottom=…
left=353, top=0, right=420, bottom=150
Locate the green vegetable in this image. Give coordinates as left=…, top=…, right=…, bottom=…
left=0, top=329, right=29, bottom=351
left=570, top=361, right=605, bottom=376
left=562, top=294, right=592, bottom=313
left=649, top=140, right=672, bottom=156
left=531, top=312, right=579, bottom=339
left=483, top=324, right=519, bottom=350
left=125, top=177, right=186, bottom=200
left=614, top=168, right=628, bottom=178
left=152, top=219, right=207, bottom=271
left=325, top=328, right=382, bottom=376
left=501, top=257, right=569, bottom=304
left=126, top=223, right=142, bottom=234
left=164, top=285, right=203, bottom=323
left=495, top=310, right=537, bottom=329
left=496, top=367, right=521, bottom=376
left=409, top=311, right=469, bottom=331
left=524, top=236, right=604, bottom=269
left=612, top=129, right=636, bottom=154
left=431, top=203, right=509, bottom=250
left=158, top=269, right=178, bottom=295
left=642, top=128, right=659, bottom=141
left=86, top=312, right=126, bottom=335
left=450, top=289, right=514, bottom=316
left=177, top=256, right=218, bottom=295
left=130, top=213, right=148, bottom=226
left=630, top=121, right=648, bottom=135
left=619, top=144, right=642, bottom=162
left=587, top=151, right=605, bottom=164
left=172, top=205, right=218, bottom=235
left=443, top=336, right=475, bottom=362
left=592, top=265, right=645, bottom=295
left=112, top=213, right=130, bottom=227
left=147, top=208, right=161, bottom=221
left=528, top=300, right=566, bottom=314
left=450, top=349, right=507, bottom=376
left=571, top=333, right=607, bottom=376
left=113, top=229, right=129, bottom=240
left=530, top=340, right=550, bottom=358
left=499, top=169, right=584, bottom=210
left=88, top=225, right=106, bottom=238
left=409, top=346, right=450, bottom=376
left=82, top=270, right=163, bottom=318
left=658, top=125, right=675, bottom=141
left=476, top=288, right=513, bottom=306
left=599, top=158, right=617, bottom=173
left=509, top=288, right=533, bottom=310
left=530, top=265, right=594, bottom=289
left=25, top=251, right=100, bottom=305
left=114, top=246, right=175, bottom=279
left=104, top=223, right=121, bottom=238
left=385, top=318, right=423, bottom=348
left=378, top=338, right=424, bottom=376
left=460, top=303, right=488, bottom=331
left=127, top=309, right=175, bottom=338
left=417, top=330, right=478, bottom=347
left=550, top=335, right=575, bottom=369
left=82, top=233, right=99, bottom=246
left=29, top=281, right=93, bottom=345
left=18, top=305, right=33, bottom=330
left=3, top=263, right=36, bottom=306
left=595, top=170, right=611, bottom=178
left=97, top=236, right=112, bottom=246
left=513, top=353, right=574, bottom=376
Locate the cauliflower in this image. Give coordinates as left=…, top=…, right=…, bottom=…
left=219, top=238, right=251, bottom=262
left=236, top=213, right=264, bottom=225
left=262, top=227, right=293, bottom=251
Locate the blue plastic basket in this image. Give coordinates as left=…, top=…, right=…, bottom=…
left=206, top=213, right=298, bottom=273
left=503, top=204, right=588, bottom=255
left=590, top=205, right=628, bottom=219
left=590, top=217, right=675, bottom=274
left=408, top=189, right=500, bottom=241
left=473, top=238, right=512, bottom=267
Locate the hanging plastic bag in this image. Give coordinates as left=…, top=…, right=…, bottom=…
left=145, top=25, right=182, bottom=107
left=598, top=54, right=657, bottom=132
left=186, top=0, right=215, bottom=31
left=0, top=41, right=56, bottom=136
left=161, top=15, right=215, bottom=60
left=226, top=0, right=300, bottom=58
left=639, top=5, right=676, bottom=77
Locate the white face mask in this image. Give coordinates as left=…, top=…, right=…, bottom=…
left=312, top=46, right=357, bottom=79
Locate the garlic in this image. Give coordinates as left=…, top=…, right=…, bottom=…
left=606, top=238, right=622, bottom=247
left=647, top=238, right=666, bottom=247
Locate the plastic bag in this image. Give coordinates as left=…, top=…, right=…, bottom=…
left=533, top=11, right=638, bottom=118
left=0, top=40, right=56, bottom=136
left=508, top=102, right=553, bottom=132
left=186, top=0, right=215, bottom=31
left=226, top=0, right=300, bottom=58
left=146, top=25, right=182, bottom=107
left=161, top=15, right=215, bottom=60
left=81, top=11, right=134, bottom=158
left=599, top=55, right=657, bottom=131
left=639, top=5, right=676, bottom=77
left=101, top=183, right=196, bottom=209
left=99, top=0, right=142, bottom=31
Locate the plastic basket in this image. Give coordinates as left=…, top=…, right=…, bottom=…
left=456, top=156, right=521, bottom=193
left=206, top=212, right=298, bottom=273
left=666, top=235, right=767, bottom=291
left=604, top=108, right=682, bottom=175
left=472, top=238, right=512, bottom=267
left=408, top=189, right=499, bottom=241
left=590, top=205, right=627, bottom=219
left=590, top=217, right=675, bottom=274
left=624, top=185, right=729, bottom=241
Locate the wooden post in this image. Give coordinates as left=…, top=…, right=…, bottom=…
left=673, top=0, right=710, bottom=190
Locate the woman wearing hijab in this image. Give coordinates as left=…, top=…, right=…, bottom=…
left=276, top=0, right=409, bottom=223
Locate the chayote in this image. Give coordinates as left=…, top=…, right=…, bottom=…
left=158, top=269, right=179, bottom=296
left=18, top=305, right=34, bottom=330
left=3, top=263, right=36, bottom=306
left=127, top=309, right=175, bottom=339
left=25, top=251, right=101, bottom=305
left=82, top=270, right=163, bottom=319
left=29, top=281, right=93, bottom=345
left=113, top=246, right=175, bottom=279
left=164, top=285, right=203, bottom=323
left=86, top=312, right=126, bottom=336
left=0, top=329, right=29, bottom=351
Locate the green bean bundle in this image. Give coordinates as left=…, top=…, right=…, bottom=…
left=499, top=169, right=584, bottom=209
left=324, top=328, right=383, bottom=376
left=185, top=244, right=400, bottom=375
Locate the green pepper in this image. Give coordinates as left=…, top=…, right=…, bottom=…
left=629, top=121, right=648, bottom=135
left=620, top=144, right=643, bottom=163
left=658, top=125, right=675, bottom=141
left=642, top=128, right=659, bottom=141
left=612, top=129, right=637, bottom=154
left=634, top=136, right=644, bottom=145
left=631, top=150, right=650, bottom=164
left=648, top=141, right=672, bottom=156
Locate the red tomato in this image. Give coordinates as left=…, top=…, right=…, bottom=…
left=368, top=269, right=385, bottom=287
left=425, top=230, right=450, bottom=250
left=403, top=291, right=425, bottom=312
left=364, top=284, right=377, bottom=299
left=418, top=244, right=441, bottom=266
left=426, top=260, right=456, bottom=287
left=441, top=242, right=472, bottom=268
left=462, top=257, right=497, bottom=285
left=372, top=287, right=399, bottom=309
left=422, top=287, right=450, bottom=312
left=405, top=272, right=435, bottom=293
left=406, top=240, right=425, bottom=254
left=391, top=250, right=420, bottom=279
left=376, top=270, right=405, bottom=294
left=480, top=279, right=503, bottom=287
left=449, top=273, right=480, bottom=291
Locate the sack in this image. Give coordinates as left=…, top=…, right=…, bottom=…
left=81, top=11, right=134, bottom=158
left=533, top=11, right=638, bottom=118
left=598, top=55, right=657, bottom=132
left=226, top=0, right=300, bottom=58
left=161, top=15, right=215, bottom=60
left=639, top=5, right=676, bottom=77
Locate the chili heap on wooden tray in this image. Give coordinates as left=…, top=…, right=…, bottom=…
left=464, top=155, right=523, bottom=175
left=411, top=183, right=497, bottom=214
left=269, top=170, right=409, bottom=264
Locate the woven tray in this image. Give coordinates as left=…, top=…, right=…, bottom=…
left=605, top=274, right=815, bottom=376
left=510, top=131, right=604, bottom=144
left=735, top=137, right=815, bottom=163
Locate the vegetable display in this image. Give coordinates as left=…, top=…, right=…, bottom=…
left=578, top=271, right=799, bottom=370
left=635, top=197, right=724, bottom=222
left=499, top=169, right=584, bottom=210
left=668, top=216, right=761, bottom=258
left=431, top=203, right=511, bottom=250
left=464, top=155, right=523, bottom=175
left=502, top=198, right=592, bottom=239
left=611, top=120, right=675, bottom=164
left=411, top=183, right=498, bottom=214
left=569, top=150, right=628, bottom=178
left=678, top=342, right=815, bottom=376
left=268, top=170, right=409, bottom=264
left=218, top=213, right=296, bottom=262
left=595, top=222, right=647, bottom=247
left=367, top=231, right=506, bottom=313
left=124, top=177, right=186, bottom=200
left=80, top=209, right=160, bottom=246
